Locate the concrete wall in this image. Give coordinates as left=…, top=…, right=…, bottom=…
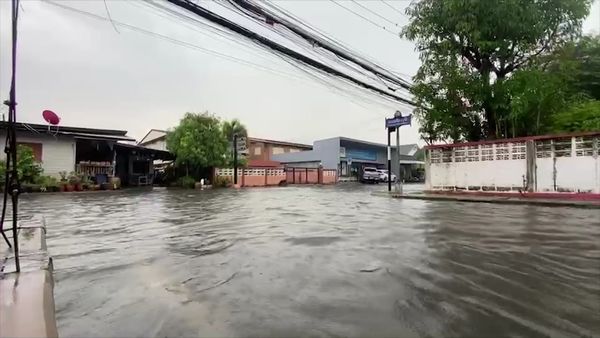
left=0, top=131, right=76, bottom=177
left=215, top=168, right=286, bottom=187
left=426, top=135, right=600, bottom=194
left=272, top=137, right=340, bottom=169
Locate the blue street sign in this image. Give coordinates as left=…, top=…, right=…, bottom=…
left=386, top=114, right=412, bottom=129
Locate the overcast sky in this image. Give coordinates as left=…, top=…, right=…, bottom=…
left=1, top=0, right=598, bottom=146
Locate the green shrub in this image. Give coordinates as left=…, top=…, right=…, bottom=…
left=177, top=176, right=196, bottom=189
left=0, top=145, right=43, bottom=184
left=214, top=176, right=231, bottom=188
left=36, top=175, right=59, bottom=191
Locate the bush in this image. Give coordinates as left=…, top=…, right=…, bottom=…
left=36, top=175, right=60, bottom=191
left=177, top=176, right=196, bottom=189
left=214, top=176, right=231, bottom=188
left=0, top=145, right=44, bottom=185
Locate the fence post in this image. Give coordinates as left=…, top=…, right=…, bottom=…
left=306, top=168, right=308, bottom=184
left=525, top=140, right=536, bottom=192
left=293, top=168, right=295, bottom=184
left=265, top=168, right=268, bottom=186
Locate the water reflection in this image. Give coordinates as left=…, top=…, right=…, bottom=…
left=20, top=185, right=600, bottom=337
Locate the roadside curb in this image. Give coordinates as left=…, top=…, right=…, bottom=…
left=372, top=191, right=600, bottom=209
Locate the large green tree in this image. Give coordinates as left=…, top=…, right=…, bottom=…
left=403, top=0, right=592, bottom=142
left=166, top=112, right=229, bottom=171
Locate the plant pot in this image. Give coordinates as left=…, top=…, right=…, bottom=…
left=74, top=183, right=83, bottom=191
left=65, top=184, right=75, bottom=192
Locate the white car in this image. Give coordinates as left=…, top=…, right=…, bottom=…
left=377, top=169, right=396, bottom=182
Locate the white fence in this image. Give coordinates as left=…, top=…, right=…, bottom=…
left=426, top=134, right=600, bottom=194
left=215, top=168, right=285, bottom=176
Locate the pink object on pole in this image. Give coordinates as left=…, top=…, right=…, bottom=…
left=42, top=110, right=60, bottom=125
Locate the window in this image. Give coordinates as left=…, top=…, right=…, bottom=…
left=272, top=147, right=284, bottom=155
left=254, top=147, right=262, bottom=155
left=289, top=148, right=300, bottom=153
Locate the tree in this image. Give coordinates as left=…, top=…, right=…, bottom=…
left=166, top=112, right=229, bottom=173
left=222, top=119, right=249, bottom=167
left=550, top=100, right=600, bottom=132
left=222, top=119, right=248, bottom=141
left=403, top=0, right=592, bottom=141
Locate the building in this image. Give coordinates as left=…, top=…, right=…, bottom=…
left=272, top=136, right=421, bottom=180
left=248, top=137, right=312, bottom=162
left=1, top=122, right=172, bottom=186
left=138, top=129, right=167, bottom=151
left=425, top=132, right=600, bottom=194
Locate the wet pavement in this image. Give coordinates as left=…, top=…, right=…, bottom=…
left=20, top=184, right=600, bottom=337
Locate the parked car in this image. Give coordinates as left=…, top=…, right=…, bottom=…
left=361, top=167, right=380, bottom=183
left=377, top=169, right=396, bottom=182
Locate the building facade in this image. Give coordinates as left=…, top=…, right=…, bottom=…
left=1, top=122, right=171, bottom=186
left=272, top=136, right=421, bottom=180
left=248, top=137, right=312, bottom=161
left=138, top=129, right=167, bottom=151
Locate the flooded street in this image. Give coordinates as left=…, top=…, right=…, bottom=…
left=21, top=184, right=600, bottom=337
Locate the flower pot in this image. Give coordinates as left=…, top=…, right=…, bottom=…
left=74, top=183, right=83, bottom=191
left=65, top=184, right=75, bottom=192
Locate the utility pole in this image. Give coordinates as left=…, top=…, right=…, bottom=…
left=394, top=111, right=402, bottom=194
left=233, top=134, right=238, bottom=185
left=387, top=128, right=392, bottom=192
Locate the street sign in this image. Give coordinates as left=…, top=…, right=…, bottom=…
left=385, top=114, right=412, bottom=129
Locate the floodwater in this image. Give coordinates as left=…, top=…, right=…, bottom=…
left=20, top=184, right=600, bottom=337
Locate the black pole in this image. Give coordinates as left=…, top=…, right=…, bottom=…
left=233, top=134, right=238, bottom=185
left=387, top=128, right=392, bottom=192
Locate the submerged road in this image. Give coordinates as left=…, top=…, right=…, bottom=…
left=21, top=184, right=600, bottom=337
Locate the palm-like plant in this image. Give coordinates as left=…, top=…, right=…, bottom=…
left=222, top=119, right=248, bottom=142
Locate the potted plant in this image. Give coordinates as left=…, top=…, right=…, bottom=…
left=80, top=175, right=92, bottom=190
left=64, top=172, right=76, bottom=192
left=58, top=171, right=68, bottom=192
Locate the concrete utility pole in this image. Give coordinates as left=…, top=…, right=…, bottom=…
left=394, top=111, right=402, bottom=194
left=233, top=134, right=238, bottom=185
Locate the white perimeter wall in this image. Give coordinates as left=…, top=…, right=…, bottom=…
left=426, top=136, right=600, bottom=193
left=0, top=131, right=76, bottom=178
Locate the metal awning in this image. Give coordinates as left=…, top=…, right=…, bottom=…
left=63, top=131, right=136, bottom=142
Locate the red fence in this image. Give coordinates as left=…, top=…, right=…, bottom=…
left=285, top=167, right=337, bottom=185
left=214, top=167, right=338, bottom=187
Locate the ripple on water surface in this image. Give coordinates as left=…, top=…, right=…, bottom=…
left=20, top=185, right=600, bottom=337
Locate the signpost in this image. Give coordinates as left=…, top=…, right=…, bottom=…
left=232, top=135, right=248, bottom=185
left=385, top=111, right=412, bottom=193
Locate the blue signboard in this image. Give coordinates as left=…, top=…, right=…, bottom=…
left=386, top=115, right=412, bottom=129
left=345, top=149, right=377, bottom=161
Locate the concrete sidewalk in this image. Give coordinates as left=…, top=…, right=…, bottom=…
left=372, top=191, right=600, bottom=208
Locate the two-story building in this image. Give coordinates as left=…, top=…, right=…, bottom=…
left=247, top=137, right=312, bottom=162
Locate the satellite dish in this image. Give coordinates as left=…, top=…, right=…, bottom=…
left=42, top=110, right=60, bottom=125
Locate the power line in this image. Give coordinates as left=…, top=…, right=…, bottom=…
left=379, top=0, right=407, bottom=17
left=328, top=0, right=399, bottom=37
left=166, top=0, right=415, bottom=106
left=226, top=0, right=411, bottom=91
left=42, top=1, right=409, bottom=110
left=43, top=1, right=312, bottom=82
left=349, top=0, right=400, bottom=27
left=259, top=1, right=413, bottom=88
